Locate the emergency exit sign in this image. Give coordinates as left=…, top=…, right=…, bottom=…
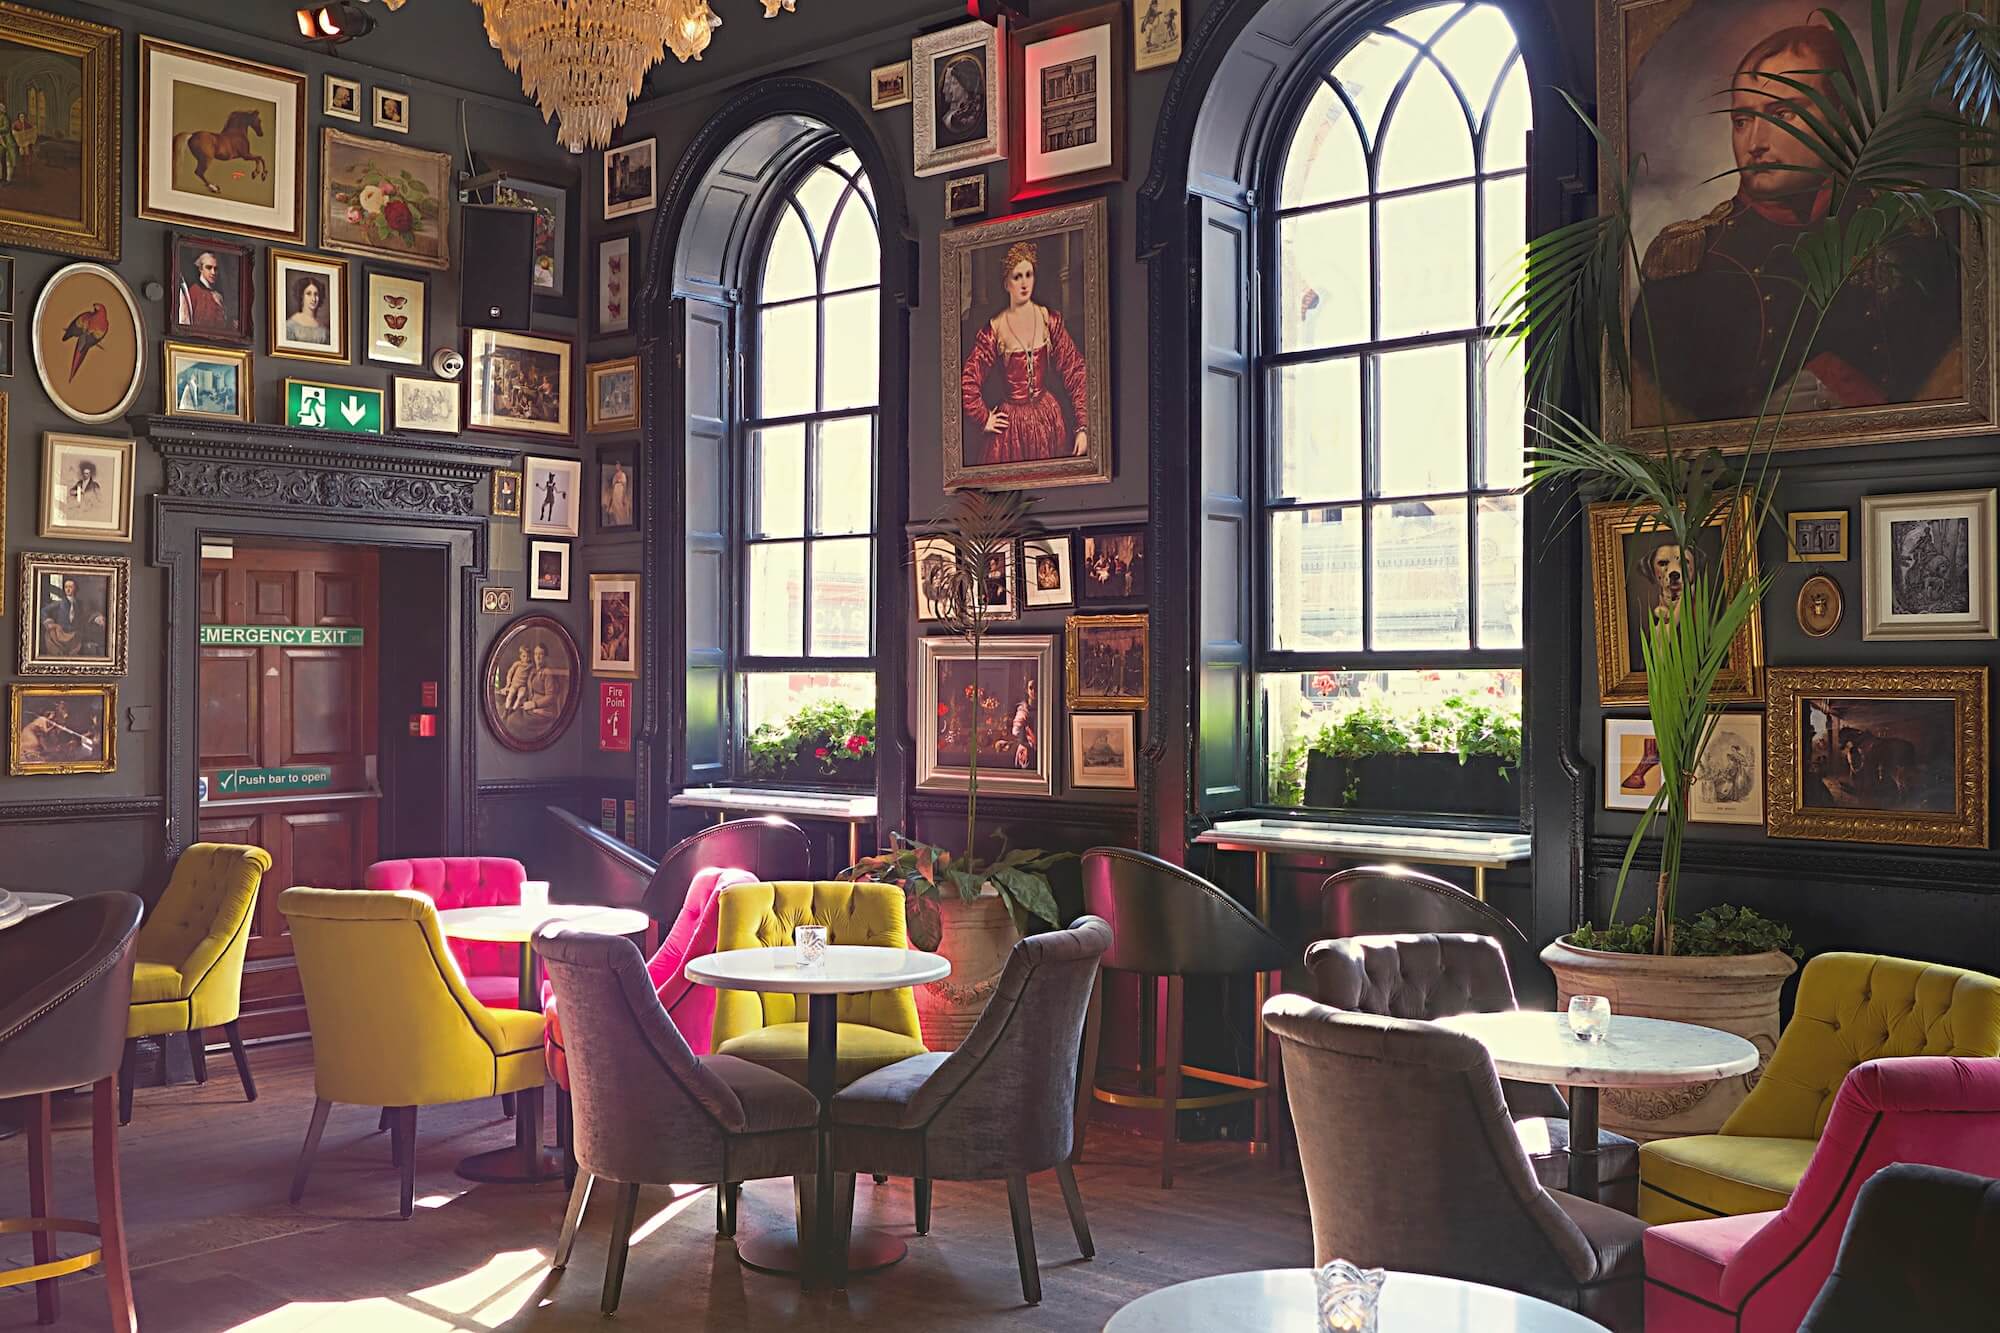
left=284, top=379, right=385, bottom=434
left=200, top=626, right=365, bottom=647
left=211, top=765, right=334, bottom=795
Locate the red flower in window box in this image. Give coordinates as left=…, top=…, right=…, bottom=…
left=814, top=747, right=829, bottom=759
left=846, top=734, right=867, bottom=754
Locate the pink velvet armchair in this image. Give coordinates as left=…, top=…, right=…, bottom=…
left=364, top=858, right=526, bottom=1009
left=1644, top=1055, right=2000, bottom=1333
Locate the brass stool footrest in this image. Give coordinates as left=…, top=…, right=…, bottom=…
left=0, top=1216, right=103, bottom=1286
left=1094, top=1062, right=1270, bottom=1112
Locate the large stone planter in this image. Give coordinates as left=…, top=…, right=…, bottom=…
left=1541, top=938, right=1796, bottom=1142
left=914, top=888, right=1022, bottom=1052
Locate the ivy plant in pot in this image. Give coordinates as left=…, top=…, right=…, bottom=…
left=843, top=489, right=1069, bottom=1051
left=1509, top=2, right=2000, bottom=1139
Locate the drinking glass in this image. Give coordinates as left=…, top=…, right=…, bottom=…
left=519, top=880, right=551, bottom=913
left=1568, top=994, right=1612, bottom=1043
left=795, top=924, right=829, bottom=969
left=1315, top=1259, right=1386, bottom=1332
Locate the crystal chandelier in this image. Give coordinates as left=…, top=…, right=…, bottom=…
left=474, top=0, right=797, bottom=154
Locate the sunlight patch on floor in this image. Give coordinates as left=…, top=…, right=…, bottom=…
left=225, top=1250, right=550, bottom=1332
left=627, top=1183, right=714, bottom=1247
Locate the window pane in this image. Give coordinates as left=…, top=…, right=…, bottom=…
left=1375, top=343, right=1468, bottom=497
left=1276, top=358, right=1362, bottom=502
left=1271, top=505, right=1362, bottom=651
left=742, top=671, right=877, bottom=775
left=1432, top=5, right=1518, bottom=123
left=1378, top=182, right=1475, bottom=339
left=814, top=415, right=874, bottom=535
left=1484, top=59, right=1529, bottom=172
left=1334, top=30, right=1420, bottom=149
left=821, top=290, right=879, bottom=413
left=749, top=424, right=805, bottom=538
left=1387, top=3, right=1460, bottom=43
left=1375, top=56, right=1474, bottom=193
left=1279, top=205, right=1369, bottom=351
left=828, top=148, right=862, bottom=178
left=762, top=206, right=815, bottom=305
left=1371, top=499, right=1469, bottom=650
left=792, top=165, right=847, bottom=251
left=1479, top=338, right=1525, bottom=490
left=1481, top=174, right=1525, bottom=324
left=1281, top=82, right=1367, bottom=210
left=1477, top=494, right=1523, bottom=648
left=824, top=194, right=880, bottom=294
left=746, top=542, right=805, bottom=656
left=809, top=537, right=873, bottom=657
left=759, top=300, right=817, bottom=417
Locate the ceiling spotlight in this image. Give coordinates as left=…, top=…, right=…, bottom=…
left=297, top=3, right=377, bottom=44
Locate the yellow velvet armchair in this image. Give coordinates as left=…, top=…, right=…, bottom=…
left=1639, top=951, right=2000, bottom=1223
left=121, top=842, right=272, bottom=1126
left=711, top=881, right=927, bottom=1087
left=278, top=888, right=548, bottom=1218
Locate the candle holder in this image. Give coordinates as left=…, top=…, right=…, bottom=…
left=1315, top=1258, right=1385, bottom=1331
left=1568, top=993, right=1612, bottom=1043
left=795, top=924, right=829, bottom=969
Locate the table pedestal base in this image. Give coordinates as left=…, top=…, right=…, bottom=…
left=736, top=1226, right=906, bottom=1277
left=455, top=1144, right=563, bottom=1184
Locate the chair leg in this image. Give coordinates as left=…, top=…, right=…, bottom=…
left=914, top=1178, right=933, bottom=1236
left=554, top=1172, right=593, bottom=1270
left=1264, top=984, right=1290, bottom=1169
left=290, top=1098, right=333, bottom=1205
left=715, top=1180, right=738, bottom=1237
left=26, top=1092, right=57, bottom=1324
left=501, top=1091, right=516, bottom=1119
left=186, top=1027, right=209, bottom=1084
left=601, top=1181, right=641, bottom=1314
left=1073, top=970, right=1104, bottom=1164
left=378, top=1106, right=391, bottom=1135
left=557, top=1088, right=577, bottom=1191
left=1054, top=1160, right=1094, bottom=1259
left=834, top=1173, right=857, bottom=1282
left=117, top=1038, right=137, bottom=1126
left=516, top=1085, right=545, bottom=1178
left=1159, top=975, right=1185, bottom=1189
left=390, top=1111, right=405, bottom=1167
left=1005, top=1173, right=1041, bottom=1305
left=396, top=1107, right=418, bottom=1219
left=91, top=1077, right=136, bottom=1333
left=225, top=1020, right=257, bottom=1102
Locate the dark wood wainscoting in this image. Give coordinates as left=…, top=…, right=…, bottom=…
left=0, top=799, right=167, bottom=901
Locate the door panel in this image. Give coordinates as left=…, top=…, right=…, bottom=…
left=283, top=808, right=370, bottom=890
left=198, top=568, right=226, bottom=623
left=247, top=570, right=296, bottom=623
left=281, top=650, right=360, bottom=768
left=199, top=649, right=259, bottom=768
left=316, top=573, right=360, bottom=624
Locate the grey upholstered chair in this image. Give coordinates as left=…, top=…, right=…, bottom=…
left=1082, top=847, right=1289, bottom=1186
left=536, top=923, right=819, bottom=1314
left=1320, top=863, right=1549, bottom=1007
left=830, top=915, right=1112, bottom=1304
left=1307, top=932, right=1641, bottom=1214
left=1263, top=992, right=1646, bottom=1332
left=1800, top=1163, right=2000, bottom=1332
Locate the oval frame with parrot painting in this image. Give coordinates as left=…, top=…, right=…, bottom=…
left=33, top=262, right=145, bottom=426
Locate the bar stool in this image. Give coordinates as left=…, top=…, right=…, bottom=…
left=1080, top=847, right=1289, bottom=1187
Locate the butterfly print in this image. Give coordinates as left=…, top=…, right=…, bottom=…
left=384, top=314, right=408, bottom=329
left=382, top=294, right=409, bottom=309
left=382, top=333, right=407, bottom=347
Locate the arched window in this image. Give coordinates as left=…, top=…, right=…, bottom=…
left=738, top=147, right=881, bottom=755
left=1261, top=1, right=1528, bottom=810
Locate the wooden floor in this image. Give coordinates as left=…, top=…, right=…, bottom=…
left=0, top=1043, right=1312, bottom=1331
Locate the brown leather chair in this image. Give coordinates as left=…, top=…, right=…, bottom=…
left=830, top=916, right=1111, bottom=1304
left=1307, top=932, right=1641, bottom=1214
left=638, top=816, right=812, bottom=925
left=1320, top=863, right=1548, bottom=1007
left=1082, top=847, right=1289, bottom=1187
left=1264, top=992, right=1645, bottom=1332
left=0, top=893, right=144, bottom=1331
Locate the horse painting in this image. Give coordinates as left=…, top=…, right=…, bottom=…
left=175, top=108, right=266, bottom=195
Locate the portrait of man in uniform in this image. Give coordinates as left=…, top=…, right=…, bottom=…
left=1607, top=0, right=1983, bottom=449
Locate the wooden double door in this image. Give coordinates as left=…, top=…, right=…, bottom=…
left=197, top=542, right=380, bottom=1039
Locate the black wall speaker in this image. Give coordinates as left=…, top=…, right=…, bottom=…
left=459, top=204, right=536, bottom=331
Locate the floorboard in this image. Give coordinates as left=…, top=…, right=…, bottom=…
left=0, top=1043, right=1311, bottom=1331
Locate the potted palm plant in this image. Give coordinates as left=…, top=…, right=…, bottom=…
left=844, top=489, right=1068, bottom=1050
left=1510, top=2, right=2000, bottom=1138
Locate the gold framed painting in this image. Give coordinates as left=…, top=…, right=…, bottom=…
left=319, top=128, right=451, bottom=271
left=1597, top=0, right=1997, bottom=454
left=1765, top=666, right=1988, bottom=848
left=940, top=197, right=1111, bottom=490
left=32, top=263, right=144, bottom=426
left=491, top=468, right=523, bottom=519
left=1065, top=612, right=1147, bottom=709
left=10, top=682, right=115, bottom=775
left=40, top=432, right=134, bottom=540
left=0, top=3, right=120, bottom=260
left=164, top=341, right=251, bottom=423
left=267, top=249, right=350, bottom=363
left=588, top=572, right=640, bottom=678
left=916, top=633, right=1056, bottom=796
left=138, top=36, right=305, bottom=243
left=1587, top=496, right=1763, bottom=705
left=467, top=329, right=572, bottom=438
left=586, top=357, right=639, bottom=433
left=19, top=550, right=127, bottom=676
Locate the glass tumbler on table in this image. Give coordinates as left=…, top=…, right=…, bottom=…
left=795, top=924, right=829, bottom=969
left=1568, top=993, right=1612, bottom=1043
left=519, top=880, right=550, bottom=913
left=1315, top=1259, right=1386, bottom=1332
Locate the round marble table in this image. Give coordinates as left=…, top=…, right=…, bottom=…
left=1437, top=1010, right=1759, bottom=1202
left=685, top=945, right=950, bottom=1288
left=0, top=891, right=71, bottom=931
left=436, top=902, right=650, bottom=1184
left=1103, top=1268, right=1607, bottom=1331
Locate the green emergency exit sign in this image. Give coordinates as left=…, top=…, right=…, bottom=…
left=200, top=626, right=365, bottom=647
left=284, top=379, right=385, bottom=434
left=211, top=765, right=334, bottom=795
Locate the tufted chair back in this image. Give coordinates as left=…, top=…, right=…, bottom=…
left=365, top=857, right=526, bottom=1002
left=1082, top=847, right=1288, bottom=977
left=136, top=843, right=270, bottom=1011
left=1307, top=932, right=1519, bottom=1020
left=711, top=882, right=921, bottom=1044
left=1724, top=952, right=2000, bottom=1140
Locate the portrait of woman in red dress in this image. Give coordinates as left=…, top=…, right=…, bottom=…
left=959, top=239, right=1090, bottom=468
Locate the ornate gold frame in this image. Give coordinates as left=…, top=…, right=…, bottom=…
left=1595, top=0, right=1999, bottom=454
left=0, top=3, right=120, bottom=260
left=9, top=683, right=117, bottom=775
left=1587, top=495, right=1764, bottom=705
left=18, top=550, right=128, bottom=676
left=586, top=357, right=640, bottom=434
left=1765, top=666, right=1988, bottom=848
left=162, top=342, right=252, bottom=424
left=1065, top=612, right=1149, bottom=710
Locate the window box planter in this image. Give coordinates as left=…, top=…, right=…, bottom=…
left=744, top=753, right=876, bottom=791
left=1303, top=751, right=1519, bottom=817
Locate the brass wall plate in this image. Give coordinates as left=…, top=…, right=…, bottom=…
left=1796, top=575, right=1844, bottom=638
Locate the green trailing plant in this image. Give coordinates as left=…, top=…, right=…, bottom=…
left=1571, top=905, right=1803, bottom=961
left=743, top=700, right=875, bottom=781
left=1500, top=1, right=2000, bottom=955
left=843, top=489, right=1069, bottom=937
